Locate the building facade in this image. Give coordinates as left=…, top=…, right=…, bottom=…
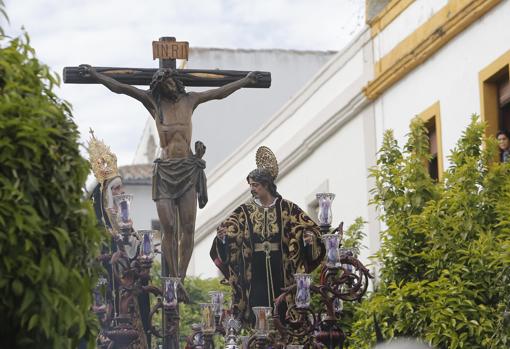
left=189, top=0, right=510, bottom=278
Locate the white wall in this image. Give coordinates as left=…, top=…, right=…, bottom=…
left=126, top=184, right=159, bottom=231
left=188, top=232, right=221, bottom=279
left=373, top=0, right=447, bottom=61
left=276, top=113, right=373, bottom=263
left=374, top=0, right=510, bottom=162
left=190, top=28, right=375, bottom=277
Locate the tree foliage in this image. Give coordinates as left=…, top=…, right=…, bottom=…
left=180, top=277, right=231, bottom=345
left=350, top=116, right=510, bottom=348
left=0, top=30, right=104, bottom=348
left=307, top=218, right=367, bottom=347
left=336, top=218, right=367, bottom=346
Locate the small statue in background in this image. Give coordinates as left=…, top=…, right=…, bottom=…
left=87, top=130, right=149, bottom=349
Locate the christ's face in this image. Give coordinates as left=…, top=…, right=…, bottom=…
left=498, top=133, right=509, bottom=151
left=248, top=178, right=269, bottom=199
left=162, top=77, right=178, bottom=95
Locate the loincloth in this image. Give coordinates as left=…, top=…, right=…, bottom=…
left=152, top=156, right=208, bottom=208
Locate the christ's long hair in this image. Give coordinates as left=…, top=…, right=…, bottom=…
left=149, top=68, right=186, bottom=123
left=246, top=168, right=280, bottom=198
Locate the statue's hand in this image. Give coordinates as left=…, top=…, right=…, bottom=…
left=303, top=230, right=314, bottom=246
left=216, top=225, right=227, bottom=243
left=246, top=71, right=262, bottom=84
left=78, top=64, right=96, bottom=78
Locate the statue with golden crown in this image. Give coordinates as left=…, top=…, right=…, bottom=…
left=87, top=131, right=152, bottom=349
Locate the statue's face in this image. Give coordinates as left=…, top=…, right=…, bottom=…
left=162, top=76, right=178, bottom=95
left=111, top=181, right=124, bottom=197
left=248, top=178, right=269, bottom=199
left=108, top=177, right=125, bottom=206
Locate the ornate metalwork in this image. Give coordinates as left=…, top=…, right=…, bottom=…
left=93, top=227, right=167, bottom=349
left=87, top=129, right=120, bottom=184
left=93, top=188, right=371, bottom=349
left=185, top=195, right=373, bottom=349
left=255, top=146, right=279, bottom=179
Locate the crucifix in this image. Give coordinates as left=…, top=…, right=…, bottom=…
left=64, top=36, right=271, bottom=348
left=65, top=36, right=270, bottom=278
left=63, top=37, right=270, bottom=87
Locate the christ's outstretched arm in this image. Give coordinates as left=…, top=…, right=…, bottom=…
left=78, top=64, right=155, bottom=114
left=190, top=71, right=262, bottom=108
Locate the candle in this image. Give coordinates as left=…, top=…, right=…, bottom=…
left=294, top=273, right=312, bottom=308
left=321, top=234, right=341, bottom=268
left=316, top=193, right=335, bottom=226
left=113, top=194, right=133, bottom=229
left=161, top=277, right=180, bottom=308
left=252, top=306, right=272, bottom=337
left=208, top=291, right=224, bottom=317
left=200, top=303, right=216, bottom=334
left=138, top=230, right=155, bottom=257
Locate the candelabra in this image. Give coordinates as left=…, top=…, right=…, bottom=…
left=272, top=193, right=372, bottom=348
left=92, top=192, right=177, bottom=349
left=187, top=193, right=372, bottom=349
left=185, top=295, right=242, bottom=349
left=93, top=191, right=371, bottom=349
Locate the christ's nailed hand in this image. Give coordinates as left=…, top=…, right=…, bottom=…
left=246, top=71, right=262, bottom=84
left=78, top=64, right=94, bottom=78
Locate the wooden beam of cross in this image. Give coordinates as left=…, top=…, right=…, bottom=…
left=63, top=37, right=271, bottom=88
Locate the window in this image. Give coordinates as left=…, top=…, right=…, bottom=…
left=499, top=77, right=510, bottom=131
left=418, top=102, right=443, bottom=180
left=480, top=50, right=510, bottom=141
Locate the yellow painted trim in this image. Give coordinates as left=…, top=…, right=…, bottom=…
left=365, top=0, right=502, bottom=100
left=479, top=50, right=510, bottom=139
left=369, top=0, right=415, bottom=37
left=417, top=101, right=444, bottom=179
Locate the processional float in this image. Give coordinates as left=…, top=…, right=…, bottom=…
left=74, top=37, right=371, bottom=349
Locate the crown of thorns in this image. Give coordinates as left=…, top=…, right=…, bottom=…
left=150, top=69, right=180, bottom=89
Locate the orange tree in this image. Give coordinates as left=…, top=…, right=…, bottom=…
left=350, top=117, right=510, bottom=348
left=0, top=10, right=104, bottom=349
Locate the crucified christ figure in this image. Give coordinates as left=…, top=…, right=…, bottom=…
left=79, top=65, right=261, bottom=280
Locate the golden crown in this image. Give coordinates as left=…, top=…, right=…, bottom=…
left=256, top=146, right=279, bottom=179
left=87, top=129, right=119, bottom=184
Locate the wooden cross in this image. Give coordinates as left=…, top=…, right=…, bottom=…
left=63, top=36, right=271, bottom=88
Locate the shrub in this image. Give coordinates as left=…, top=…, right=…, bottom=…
left=0, top=29, right=104, bottom=348
left=350, top=117, right=510, bottom=349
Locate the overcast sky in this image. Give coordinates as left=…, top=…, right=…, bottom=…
left=3, top=0, right=365, bottom=166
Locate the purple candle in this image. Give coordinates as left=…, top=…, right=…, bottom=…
left=120, top=201, right=129, bottom=223
left=113, top=194, right=133, bottom=229
left=294, top=273, right=312, bottom=308
left=162, top=277, right=180, bottom=308
left=316, top=193, right=335, bottom=226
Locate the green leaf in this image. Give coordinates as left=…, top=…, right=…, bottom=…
left=349, top=116, right=510, bottom=349
left=12, top=279, right=23, bottom=295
